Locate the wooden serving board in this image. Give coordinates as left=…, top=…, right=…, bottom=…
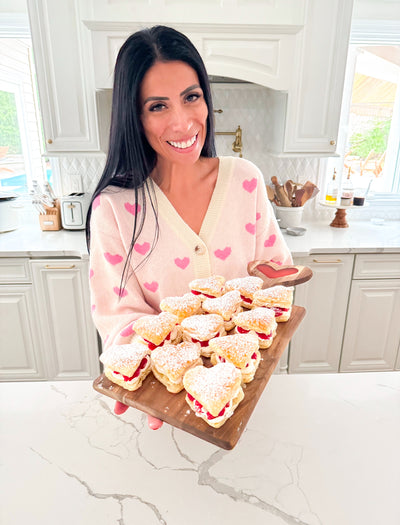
left=93, top=305, right=306, bottom=450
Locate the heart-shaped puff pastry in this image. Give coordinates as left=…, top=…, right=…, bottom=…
left=247, top=260, right=313, bottom=289
left=183, top=362, right=244, bottom=429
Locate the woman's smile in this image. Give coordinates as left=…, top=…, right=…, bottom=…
left=140, top=61, right=208, bottom=166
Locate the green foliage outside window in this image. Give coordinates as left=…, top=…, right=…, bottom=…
left=0, top=90, right=22, bottom=154
left=349, top=119, right=391, bottom=159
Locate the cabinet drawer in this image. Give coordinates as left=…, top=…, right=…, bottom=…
left=353, top=254, right=400, bottom=279
left=0, top=258, right=32, bottom=283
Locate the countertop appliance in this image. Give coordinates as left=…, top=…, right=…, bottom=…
left=59, top=193, right=91, bottom=230
left=0, top=192, right=20, bottom=233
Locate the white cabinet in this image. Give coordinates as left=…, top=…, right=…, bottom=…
left=289, top=254, right=354, bottom=373
left=27, top=0, right=353, bottom=155
left=0, top=257, right=100, bottom=381
left=31, top=260, right=100, bottom=380
left=268, top=0, right=354, bottom=154
left=27, top=0, right=99, bottom=153
left=0, top=258, right=46, bottom=380
left=340, top=254, right=400, bottom=372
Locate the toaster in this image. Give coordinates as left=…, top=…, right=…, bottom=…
left=59, top=193, right=91, bottom=230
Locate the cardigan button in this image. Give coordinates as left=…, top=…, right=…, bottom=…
left=194, top=244, right=205, bottom=255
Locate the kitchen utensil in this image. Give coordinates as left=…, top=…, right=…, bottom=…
left=293, top=188, right=305, bottom=207
left=284, top=180, right=295, bottom=205
left=247, top=260, right=313, bottom=289
left=300, top=181, right=319, bottom=206
left=266, top=185, right=275, bottom=202
left=271, top=176, right=292, bottom=207
left=93, top=305, right=306, bottom=450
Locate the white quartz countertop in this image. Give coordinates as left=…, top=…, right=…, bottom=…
left=2, top=371, right=399, bottom=525
left=0, top=220, right=399, bottom=258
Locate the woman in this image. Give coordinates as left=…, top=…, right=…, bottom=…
left=86, top=26, right=292, bottom=429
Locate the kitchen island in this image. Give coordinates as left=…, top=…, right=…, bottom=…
left=1, top=371, right=399, bottom=525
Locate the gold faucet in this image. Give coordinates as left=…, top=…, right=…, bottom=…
left=215, top=125, right=243, bottom=157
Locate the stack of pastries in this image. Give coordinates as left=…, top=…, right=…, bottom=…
left=99, top=275, right=294, bottom=428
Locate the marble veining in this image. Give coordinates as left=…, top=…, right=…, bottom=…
left=2, top=373, right=399, bottom=525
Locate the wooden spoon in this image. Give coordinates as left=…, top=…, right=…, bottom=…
left=248, top=260, right=313, bottom=289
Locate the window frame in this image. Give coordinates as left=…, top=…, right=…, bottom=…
left=334, top=19, right=400, bottom=206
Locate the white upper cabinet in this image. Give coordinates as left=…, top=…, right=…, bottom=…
left=27, top=0, right=99, bottom=153
left=27, top=0, right=353, bottom=155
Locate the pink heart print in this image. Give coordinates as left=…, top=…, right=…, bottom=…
left=214, top=247, right=231, bottom=260
left=264, top=234, right=276, bottom=247
left=92, top=195, right=101, bottom=210
left=113, top=286, right=128, bottom=298
left=91, top=304, right=96, bottom=312
left=144, top=281, right=159, bottom=293
left=89, top=268, right=94, bottom=279
left=175, top=257, right=190, bottom=269
left=242, top=178, right=257, bottom=193
left=124, top=202, right=141, bottom=216
left=104, top=252, right=123, bottom=265
left=120, top=324, right=135, bottom=338
left=245, top=223, right=256, bottom=235
left=134, top=242, right=150, bottom=255
left=256, top=212, right=261, bottom=221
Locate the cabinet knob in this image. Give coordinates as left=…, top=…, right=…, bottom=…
left=47, top=139, right=53, bottom=144
left=330, top=140, right=336, bottom=146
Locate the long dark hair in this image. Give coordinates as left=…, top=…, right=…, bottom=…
left=86, top=25, right=216, bottom=292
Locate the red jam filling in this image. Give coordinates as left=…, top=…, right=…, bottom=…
left=271, top=306, right=289, bottom=317
left=191, top=290, right=216, bottom=299
left=191, top=333, right=220, bottom=347
left=113, top=357, right=148, bottom=381
left=187, top=393, right=230, bottom=419
left=240, top=295, right=252, bottom=304
left=237, top=326, right=271, bottom=339
left=143, top=331, right=172, bottom=351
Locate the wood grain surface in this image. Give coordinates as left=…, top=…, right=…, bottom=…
left=93, top=305, right=306, bottom=450
left=247, top=260, right=313, bottom=289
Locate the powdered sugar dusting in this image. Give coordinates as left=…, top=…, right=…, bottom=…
left=225, top=276, right=263, bottom=295
left=189, top=275, right=225, bottom=296
left=151, top=342, right=201, bottom=375
left=133, top=312, right=178, bottom=341
left=183, top=362, right=240, bottom=407
left=202, top=290, right=242, bottom=319
left=181, top=314, right=224, bottom=340
left=209, top=332, right=259, bottom=364
left=254, top=285, right=293, bottom=304
left=233, top=307, right=276, bottom=332
left=100, top=342, right=149, bottom=370
left=160, top=293, right=202, bottom=321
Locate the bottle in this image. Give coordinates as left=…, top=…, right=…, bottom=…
left=341, top=167, right=354, bottom=206
left=325, top=169, right=338, bottom=204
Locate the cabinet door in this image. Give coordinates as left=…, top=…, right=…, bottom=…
left=31, top=261, right=100, bottom=380
left=27, top=0, right=99, bottom=152
left=0, top=285, right=45, bottom=380
left=288, top=254, right=353, bottom=373
left=283, top=0, right=353, bottom=153
left=340, top=280, right=400, bottom=372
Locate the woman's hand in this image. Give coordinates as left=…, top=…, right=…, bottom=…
left=113, top=401, right=163, bottom=429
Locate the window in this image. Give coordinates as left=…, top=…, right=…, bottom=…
left=0, top=37, right=51, bottom=194
left=326, top=22, right=400, bottom=203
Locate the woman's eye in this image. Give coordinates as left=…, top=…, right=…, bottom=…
left=186, top=93, right=201, bottom=103
left=149, top=103, right=166, bottom=112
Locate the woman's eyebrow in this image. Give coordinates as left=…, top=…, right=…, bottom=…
left=143, top=84, right=201, bottom=105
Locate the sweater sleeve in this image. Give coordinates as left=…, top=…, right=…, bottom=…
left=88, top=193, right=157, bottom=350
left=254, top=166, right=293, bottom=266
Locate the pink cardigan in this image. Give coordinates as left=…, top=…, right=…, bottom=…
left=89, top=156, right=292, bottom=348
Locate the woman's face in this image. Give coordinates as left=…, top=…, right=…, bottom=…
left=140, top=60, right=208, bottom=167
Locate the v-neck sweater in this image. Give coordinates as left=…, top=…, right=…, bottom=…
left=89, top=156, right=292, bottom=348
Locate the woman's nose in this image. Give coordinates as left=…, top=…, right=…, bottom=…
left=169, top=106, right=192, bottom=133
